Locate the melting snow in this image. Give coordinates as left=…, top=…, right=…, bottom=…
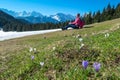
left=0, top=29, right=61, bottom=41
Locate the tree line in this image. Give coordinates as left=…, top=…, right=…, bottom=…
left=3, top=22, right=68, bottom=32
left=83, top=3, right=120, bottom=24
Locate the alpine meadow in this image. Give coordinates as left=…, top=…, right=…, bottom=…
left=0, top=1, right=120, bottom=80
left=0, top=18, right=120, bottom=79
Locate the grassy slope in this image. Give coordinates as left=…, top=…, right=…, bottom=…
left=0, top=18, right=120, bottom=80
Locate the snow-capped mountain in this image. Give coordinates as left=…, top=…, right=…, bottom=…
left=0, top=8, right=43, bottom=17
left=50, top=13, right=75, bottom=22
left=0, top=8, right=75, bottom=23
left=17, top=11, right=43, bottom=17
left=51, top=15, right=61, bottom=21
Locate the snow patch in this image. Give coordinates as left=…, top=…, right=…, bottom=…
left=0, top=29, right=61, bottom=41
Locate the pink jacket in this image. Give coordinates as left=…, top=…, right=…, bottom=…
left=71, top=17, right=84, bottom=28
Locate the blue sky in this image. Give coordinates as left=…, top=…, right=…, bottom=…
left=0, top=0, right=120, bottom=16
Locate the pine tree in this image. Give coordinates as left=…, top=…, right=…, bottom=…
left=115, top=3, right=120, bottom=18
left=84, top=12, right=93, bottom=24
left=93, top=10, right=101, bottom=22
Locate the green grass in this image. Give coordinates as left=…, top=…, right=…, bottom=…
left=0, top=18, right=120, bottom=80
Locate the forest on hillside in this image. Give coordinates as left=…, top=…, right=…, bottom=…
left=83, top=3, right=120, bottom=24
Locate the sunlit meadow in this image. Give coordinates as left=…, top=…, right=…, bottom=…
left=0, top=18, right=120, bottom=79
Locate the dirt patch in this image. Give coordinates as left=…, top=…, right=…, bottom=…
left=56, top=46, right=100, bottom=63
left=115, top=55, right=120, bottom=64
left=44, top=69, right=56, bottom=80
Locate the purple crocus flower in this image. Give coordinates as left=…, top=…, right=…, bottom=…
left=93, top=62, right=101, bottom=72
left=31, top=55, right=34, bottom=60
left=82, top=60, right=89, bottom=69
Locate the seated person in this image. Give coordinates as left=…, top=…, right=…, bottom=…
left=62, top=13, right=85, bottom=30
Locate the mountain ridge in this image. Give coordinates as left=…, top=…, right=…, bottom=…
left=0, top=8, right=75, bottom=23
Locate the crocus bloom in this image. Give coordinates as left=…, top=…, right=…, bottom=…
left=93, top=62, right=101, bottom=72
left=31, top=55, right=34, bottom=60
left=33, top=48, right=36, bottom=51
left=29, top=47, right=33, bottom=52
left=81, top=43, right=84, bottom=47
left=82, top=61, right=89, bottom=69
left=76, top=34, right=80, bottom=38
left=80, top=43, right=84, bottom=49
left=40, top=62, right=44, bottom=66
left=105, top=33, right=109, bottom=37
left=79, top=38, right=83, bottom=42
left=53, top=47, right=56, bottom=50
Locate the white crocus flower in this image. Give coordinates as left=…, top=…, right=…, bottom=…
left=105, top=33, right=109, bottom=37
left=29, top=47, right=33, bottom=52
left=33, top=48, right=36, bottom=52
left=53, top=47, right=56, bottom=50
left=76, top=34, right=80, bottom=38
left=105, top=34, right=107, bottom=37
left=40, top=62, right=44, bottom=66
left=81, top=43, right=84, bottom=47
left=80, top=43, right=84, bottom=49
left=79, top=38, right=83, bottom=42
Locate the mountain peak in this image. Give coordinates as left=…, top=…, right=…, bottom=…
left=51, top=15, right=60, bottom=21
left=50, top=13, right=75, bottom=22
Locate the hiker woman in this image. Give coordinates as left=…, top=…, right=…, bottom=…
left=62, top=13, right=84, bottom=30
